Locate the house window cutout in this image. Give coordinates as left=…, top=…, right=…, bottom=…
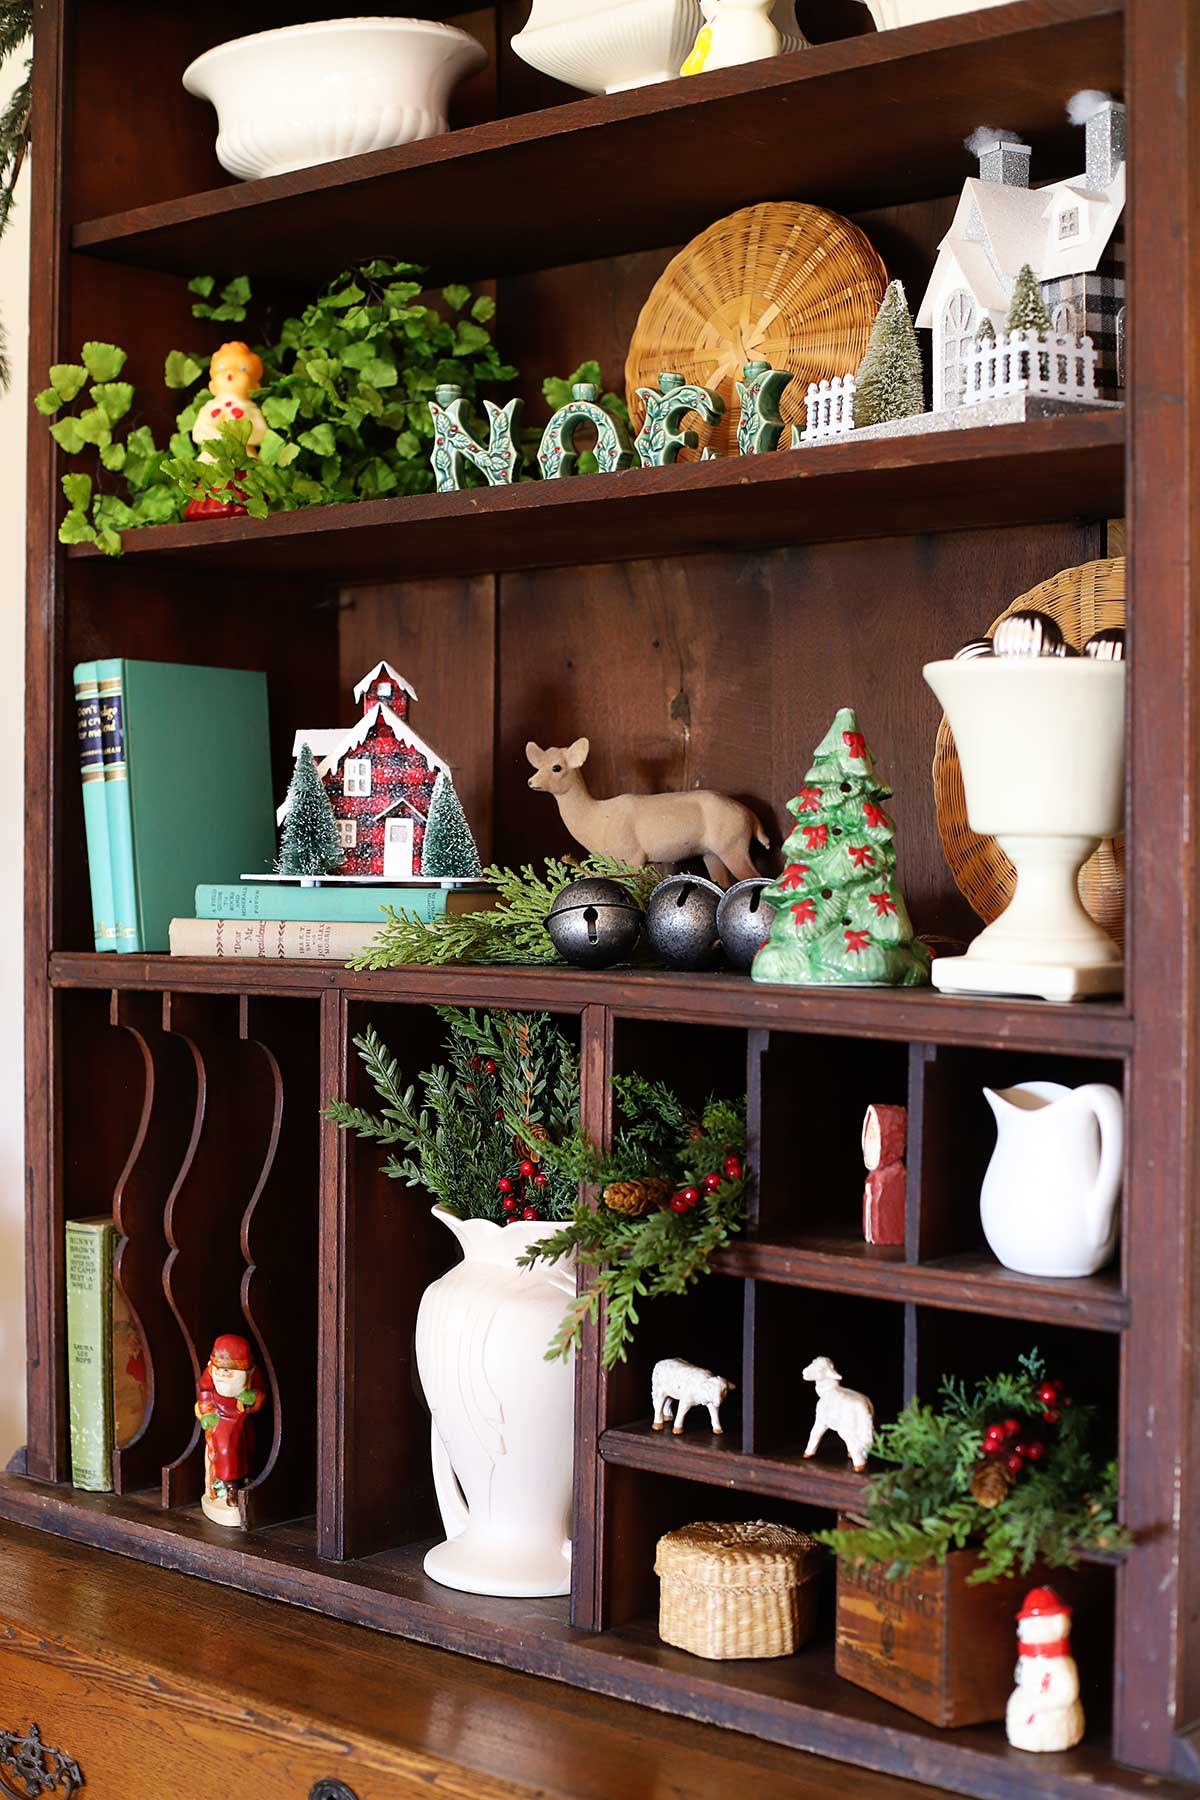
left=941, top=290, right=976, bottom=408
left=1052, top=302, right=1076, bottom=339
left=344, top=758, right=372, bottom=797
left=1058, top=206, right=1080, bottom=241
left=336, top=819, right=358, bottom=849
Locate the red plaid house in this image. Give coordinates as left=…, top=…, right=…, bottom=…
left=276, top=660, right=449, bottom=876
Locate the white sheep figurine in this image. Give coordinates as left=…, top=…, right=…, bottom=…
left=802, top=1356, right=874, bottom=1472
left=651, top=1358, right=734, bottom=1436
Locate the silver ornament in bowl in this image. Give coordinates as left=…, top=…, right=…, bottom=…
left=1083, top=626, right=1127, bottom=662
left=953, top=638, right=995, bottom=661
left=716, top=878, right=776, bottom=971
left=992, top=609, right=1065, bottom=658
left=545, top=877, right=643, bottom=969
left=645, top=874, right=723, bottom=971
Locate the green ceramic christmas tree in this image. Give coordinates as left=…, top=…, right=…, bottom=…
left=278, top=742, right=342, bottom=877
left=422, top=770, right=482, bottom=878
left=752, top=709, right=930, bottom=988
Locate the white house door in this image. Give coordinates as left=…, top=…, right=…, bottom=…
left=940, top=290, right=977, bottom=409
left=383, top=815, right=414, bottom=879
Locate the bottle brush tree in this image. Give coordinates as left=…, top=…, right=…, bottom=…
left=853, top=279, right=925, bottom=427
left=421, top=769, right=482, bottom=878
left=1006, top=264, right=1052, bottom=336
left=278, top=743, right=343, bottom=877
left=752, top=707, right=931, bottom=987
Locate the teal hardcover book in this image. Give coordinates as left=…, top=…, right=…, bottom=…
left=98, top=660, right=276, bottom=954
left=72, top=661, right=116, bottom=951
left=193, top=883, right=456, bottom=923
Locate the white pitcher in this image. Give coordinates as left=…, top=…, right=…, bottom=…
left=415, top=1205, right=576, bottom=1597
left=980, top=1082, right=1123, bottom=1277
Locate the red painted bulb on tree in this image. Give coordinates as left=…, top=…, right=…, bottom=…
left=497, top=1177, right=514, bottom=1195
left=1006, top=1451, right=1025, bottom=1475
left=533, top=1172, right=549, bottom=1188
left=724, top=1155, right=743, bottom=1180
left=702, top=1173, right=723, bottom=1193
left=519, top=1160, right=536, bottom=1179
left=522, top=1206, right=539, bottom=1221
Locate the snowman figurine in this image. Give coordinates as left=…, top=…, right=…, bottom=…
left=1006, top=1586, right=1085, bottom=1752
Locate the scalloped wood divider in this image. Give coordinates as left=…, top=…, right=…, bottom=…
left=236, top=994, right=320, bottom=1532
left=108, top=991, right=199, bottom=1495
left=159, top=992, right=276, bottom=1508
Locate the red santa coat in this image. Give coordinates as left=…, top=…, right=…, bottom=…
left=196, top=1364, right=265, bottom=1485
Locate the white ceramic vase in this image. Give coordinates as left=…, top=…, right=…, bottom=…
left=415, top=1205, right=576, bottom=1598
left=981, top=1081, right=1123, bottom=1277
left=510, top=0, right=806, bottom=95
left=183, top=18, right=488, bottom=182
left=923, top=656, right=1126, bottom=1001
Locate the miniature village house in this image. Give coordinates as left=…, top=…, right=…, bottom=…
left=916, top=96, right=1126, bottom=412
left=277, top=660, right=450, bottom=876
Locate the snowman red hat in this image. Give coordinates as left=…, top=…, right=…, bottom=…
left=1017, top=1587, right=1072, bottom=1622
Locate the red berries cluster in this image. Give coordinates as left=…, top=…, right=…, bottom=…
left=1038, top=1377, right=1070, bottom=1424
left=497, top=1159, right=550, bottom=1221
left=981, top=1416, right=1047, bottom=1476
left=668, top=1154, right=744, bottom=1214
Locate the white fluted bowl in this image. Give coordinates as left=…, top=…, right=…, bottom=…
left=183, top=17, right=488, bottom=181
left=511, top=0, right=806, bottom=96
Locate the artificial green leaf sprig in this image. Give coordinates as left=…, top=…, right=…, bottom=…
left=817, top=1350, right=1129, bottom=1583
left=325, top=1007, right=580, bottom=1225
left=521, top=1079, right=748, bottom=1366
left=347, top=855, right=662, bottom=970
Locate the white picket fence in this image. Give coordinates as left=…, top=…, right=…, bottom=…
left=963, top=329, right=1099, bottom=406
left=799, top=374, right=856, bottom=442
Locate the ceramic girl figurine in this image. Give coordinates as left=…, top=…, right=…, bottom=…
left=184, top=340, right=267, bottom=520
left=682, top=0, right=781, bottom=75
left=195, top=1333, right=265, bottom=1527
left=1006, top=1587, right=1085, bottom=1752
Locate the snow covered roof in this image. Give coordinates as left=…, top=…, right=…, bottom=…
left=915, top=164, right=1125, bottom=328
left=276, top=704, right=450, bottom=824
left=353, top=659, right=417, bottom=703
left=289, top=728, right=345, bottom=761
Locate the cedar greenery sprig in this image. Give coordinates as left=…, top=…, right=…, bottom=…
left=347, top=855, right=662, bottom=969
left=520, top=1079, right=748, bottom=1367
left=325, top=1008, right=579, bottom=1224
left=817, top=1350, right=1129, bottom=1583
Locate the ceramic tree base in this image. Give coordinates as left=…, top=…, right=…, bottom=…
left=931, top=954, right=1123, bottom=1003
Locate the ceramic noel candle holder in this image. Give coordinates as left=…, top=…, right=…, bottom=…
left=923, top=655, right=1126, bottom=1001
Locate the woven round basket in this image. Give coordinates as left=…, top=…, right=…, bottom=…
left=932, top=556, right=1126, bottom=947
left=656, top=1519, right=821, bottom=1660
left=625, top=203, right=887, bottom=461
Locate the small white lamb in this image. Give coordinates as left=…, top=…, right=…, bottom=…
left=651, top=1358, right=734, bottom=1436
left=802, top=1356, right=874, bottom=1472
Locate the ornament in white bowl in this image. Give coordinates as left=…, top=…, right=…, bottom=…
left=183, top=18, right=488, bottom=182
left=1006, top=1587, right=1085, bottom=1753
left=510, top=0, right=805, bottom=96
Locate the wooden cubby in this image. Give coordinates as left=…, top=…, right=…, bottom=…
left=9, top=0, right=1200, bottom=1794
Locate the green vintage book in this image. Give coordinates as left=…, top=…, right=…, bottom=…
left=72, top=661, right=117, bottom=951
left=98, top=660, right=276, bottom=954
left=65, top=1216, right=116, bottom=1491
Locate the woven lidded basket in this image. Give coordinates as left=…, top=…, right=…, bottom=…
left=933, top=557, right=1127, bottom=949
left=625, top=202, right=887, bottom=461
left=656, top=1520, right=822, bottom=1660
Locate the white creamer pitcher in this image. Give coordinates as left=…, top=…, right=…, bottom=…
left=980, top=1081, right=1123, bottom=1278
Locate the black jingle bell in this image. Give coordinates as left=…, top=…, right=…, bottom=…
left=716, top=878, right=777, bottom=971
left=546, top=877, right=643, bottom=970
left=645, top=874, right=723, bottom=971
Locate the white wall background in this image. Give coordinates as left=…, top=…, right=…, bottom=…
left=0, top=45, right=30, bottom=1464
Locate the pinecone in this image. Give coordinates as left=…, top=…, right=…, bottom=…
left=519, top=1122, right=551, bottom=1164
left=971, top=1459, right=1015, bottom=1509
left=603, top=1177, right=671, bottom=1217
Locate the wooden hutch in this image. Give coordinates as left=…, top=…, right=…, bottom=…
left=3, top=0, right=1199, bottom=1794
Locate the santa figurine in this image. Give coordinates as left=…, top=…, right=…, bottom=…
left=1006, top=1586, right=1085, bottom=1752
left=195, top=1334, right=266, bottom=1527
left=184, top=340, right=267, bottom=520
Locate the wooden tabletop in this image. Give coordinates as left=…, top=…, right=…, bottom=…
left=0, top=1518, right=949, bottom=1799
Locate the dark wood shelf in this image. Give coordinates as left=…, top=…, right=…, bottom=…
left=599, top=1420, right=870, bottom=1509
left=49, top=952, right=1134, bottom=1054
left=714, top=1235, right=1129, bottom=1330
left=64, top=414, right=1125, bottom=580
left=71, top=0, right=1123, bottom=286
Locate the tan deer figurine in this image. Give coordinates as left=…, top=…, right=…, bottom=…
left=526, top=738, right=768, bottom=888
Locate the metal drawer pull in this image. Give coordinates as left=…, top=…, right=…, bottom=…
left=0, top=1723, right=84, bottom=1797
left=310, top=1784, right=359, bottom=1800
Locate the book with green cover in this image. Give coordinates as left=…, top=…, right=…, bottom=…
left=98, top=660, right=276, bottom=954
left=72, top=661, right=116, bottom=951
left=194, top=883, right=459, bottom=923
left=66, top=1216, right=115, bottom=1491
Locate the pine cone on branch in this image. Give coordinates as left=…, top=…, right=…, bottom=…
left=971, top=1459, right=1015, bottom=1509
left=603, top=1177, right=671, bottom=1217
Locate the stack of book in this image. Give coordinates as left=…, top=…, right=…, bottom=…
left=168, top=880, right=494, bottom=959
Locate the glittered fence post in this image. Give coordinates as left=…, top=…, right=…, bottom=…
left=428, top=382, right=524, bottom=491
left=633, top=371, right=726, bottom=465
left=735, top=360, right=792, bottom=455
left=537, top=382, right=634, bottom=479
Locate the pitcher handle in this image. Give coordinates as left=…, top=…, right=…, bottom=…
left=429, top=1417, right=470, bottom=1540
left=1077, top=1083, right=1124, bottom=1253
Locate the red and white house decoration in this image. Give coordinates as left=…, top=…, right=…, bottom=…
left=276, top=660, right=450, bottom=876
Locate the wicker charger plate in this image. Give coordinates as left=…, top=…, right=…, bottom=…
left=625, top=202, right=887, bottom=461
left=932, top=556, right=1126, bottom=948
